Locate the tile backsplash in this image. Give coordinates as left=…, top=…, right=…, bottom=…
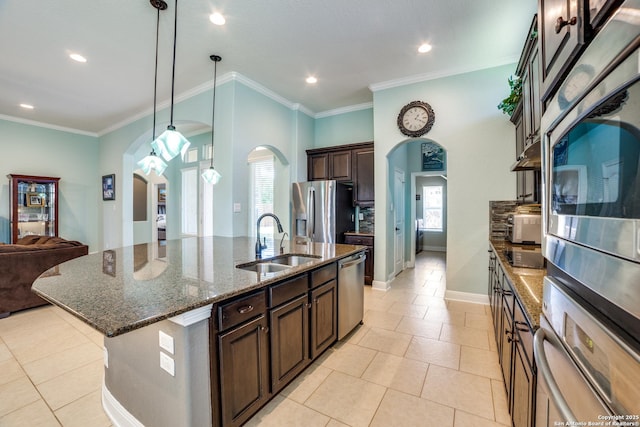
left=358, top=207, right=375, bottom=233
left=489, top=201, right=519, bottom=240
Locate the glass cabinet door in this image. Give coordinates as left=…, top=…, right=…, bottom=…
left=8, top=174, right=60, bottom=243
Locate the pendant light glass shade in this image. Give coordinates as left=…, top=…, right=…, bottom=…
left=201, top=54, right=222, bottom=184
left=138, top=152, right=168, bottom=175
left=152, top=126, right=191, bottom=161
left=201, top=167, right=221, bottom=184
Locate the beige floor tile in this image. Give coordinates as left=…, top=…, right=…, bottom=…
left=363, top=310, right=403, bottom=331
left=246, top=395, right=330, bottom=427
left=446, top=300, right=488, bottom=315
left=280, top=363, right=332, bottom=404
left=423, top=307, right=466, bottom=326
left=395, top=316, right=442, bottom=340
left=0, top=376, right=41, bottom=417
left=23, top=342, right=103, bottom=385
left=54, top=389, right=111, bottom=427
left=387, top=302, right=428, bottom=318
left=0, top=307, right=66, bottom=338
left=370, top=388, right=454, bottom=427
left=381, top=289, right=418, bottom=304
left=342, top=323, right=370, bottom=345
left=455, top=409, right=508, bottom=427
left=459, top=346, right=502, bottom=380
left=320, top=342, right=376, bottom=377
left=36, top=359, right=103, bottom=410
left=414, top=295, right=448, bottom=309
left=405, top=336, right=460, bottom=369
left=305, top=370, right=386, bottom=427
left=465, top=312, right=494, bottom=330
left=439, top=324, right=490, bottom=350
left=0, top=358, right=26, bottom=386
left=363, top=297, right=395, bottom=312
left=357, top=327, right=412, bottom=356
left=0, top=399, right=61, bottom=427
left=326, top=419, right=350, bottom=427
left=422, top=365, right=495, bottom=420
left=361, top=352, right=428, bottom=396
left=6, top=324, right=92, bottom=365
left=491, top=379, right=511, bottom=426
left=0, top=340, right=13, bottom=363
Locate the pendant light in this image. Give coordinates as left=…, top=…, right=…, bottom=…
left=137, top=0, right=168, bottom=176
left=151, top=0, right=191, bottom=162
left=201, top=55, right=222, bottom=185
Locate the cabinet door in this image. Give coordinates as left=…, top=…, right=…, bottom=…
left=512, top=337, right=534, bottom=427
left=269, top=295, right=310, bottom=393
left=522, top=64, right=534, bottom=144
left=500, top=304, right=514, bottom=403
left=539, top=0, right=587, bottom=101
left=9, top=175, right=60, bottom=243
left=529, top=44, right=541, bottom=139
left=218, top=315, right=270, bottom=427
left=353, top=148, right=374, bottom=206
left=310, top=279, right=337, bottom=359
left=308, top=154, right=329, bottom=181
left=330, top=151, right=352, bottom=181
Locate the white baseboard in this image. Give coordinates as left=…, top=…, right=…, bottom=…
left=371, top=279, right=390, bottom=291
left=444, top=290, right=489, bottom=305
left=102, top=382, right=145, bottom=427
left=421, top=245, right=446, bottom=252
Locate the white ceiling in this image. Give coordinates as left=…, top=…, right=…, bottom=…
left=0, top=0, right=537, bottom=135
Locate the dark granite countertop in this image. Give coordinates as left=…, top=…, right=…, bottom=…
left=344, top=231, right=374, bottom=236
left=490, top=239, right=545, bottom=328
left=32, top=237, right=365, bottom=337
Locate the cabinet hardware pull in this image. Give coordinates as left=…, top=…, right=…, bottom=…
left=507, top=336, right=518, bottom=343
left=555, top=16, right=577, bottom=34
left=503, top=290, right=513, bottom=296
left=237, top=305, right=254, bottom=314
left=261, top=326, right=269, bottom=333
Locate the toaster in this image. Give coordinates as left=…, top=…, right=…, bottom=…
left=506, top=213, right=542, bottom=245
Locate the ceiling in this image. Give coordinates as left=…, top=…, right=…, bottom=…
left=0, top=0, right=537, bottom=135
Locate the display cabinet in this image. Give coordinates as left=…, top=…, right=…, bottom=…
left=8, top=174, right=60, bottom=243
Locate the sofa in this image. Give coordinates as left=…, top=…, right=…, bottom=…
left=0, top=235, right=88, bottom=318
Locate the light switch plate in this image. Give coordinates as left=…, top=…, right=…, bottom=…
left=103, top=347, right=108, bottom=368
left=159, top=330, right=174, bottom=354
left=359, top=213, right=364, bottom=220
left=160, top=352, right=175, bottom=376
left=233, top=203, right=241, bottom=213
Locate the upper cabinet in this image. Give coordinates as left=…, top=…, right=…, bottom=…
left=8, top=174, right=60, bottom=243
left=518, top=15, right=542, bottom=152
left=539, top=0, right=622, bottom=103
left=306, top=142, right=374, bottom=206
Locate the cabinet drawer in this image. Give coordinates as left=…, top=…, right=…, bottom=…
left=269, top=274, right=308, bottom=307
left=513, top=300, right=534, bottom=367
left=344, top=235, right=374, bottom=247
left=218, top=290, right=266, bottom=331
left=310, top=263, right=336, bottom=288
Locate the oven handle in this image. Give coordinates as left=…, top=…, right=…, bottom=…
left=534, top=327, right=578, bottom=424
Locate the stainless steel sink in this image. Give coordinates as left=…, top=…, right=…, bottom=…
left=237, top=262, right=292, bottom=274
left=235, top=254, right=321, bottom=274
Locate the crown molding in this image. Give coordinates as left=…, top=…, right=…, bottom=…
left=0, top=114, right=99, bottom=138
left=315, top=102, right=373, bottom=119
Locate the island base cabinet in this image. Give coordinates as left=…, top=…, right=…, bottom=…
left=269, top=295, right=310, bottom=393
left=310, top=279, right=337, bottom=359
left=218, top=315, right=269, bottom=427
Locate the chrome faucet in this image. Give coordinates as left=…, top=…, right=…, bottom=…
left=255, top=213, right=284, bottom=259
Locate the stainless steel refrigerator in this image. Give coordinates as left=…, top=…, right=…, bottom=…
left=291, top=180, right=354, bottom=244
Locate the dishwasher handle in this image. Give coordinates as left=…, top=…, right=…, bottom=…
left=533, top=327, right=577, bottom=424
left=339, top=253, right=366, bottom=269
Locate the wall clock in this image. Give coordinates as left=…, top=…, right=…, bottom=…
left=397, top=100, right=435, bottom=137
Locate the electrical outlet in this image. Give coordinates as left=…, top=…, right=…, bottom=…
left=159, top=330, right=174, bottom=354
left=103, top=347, right=109, bottom=368
left=359, top=213, right=364, bottom=220
left=160, top=352, right=175, bottom=376
left=233, top=203, right=241, bottom=213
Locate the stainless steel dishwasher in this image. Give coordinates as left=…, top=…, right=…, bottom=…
left=337, top=252, right=365, bottom=339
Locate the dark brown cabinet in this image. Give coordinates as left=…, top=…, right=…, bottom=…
left=511, top=304, right=535, bottom=427
left=218, top=314, right=270, bottom=427
left=8, top=174, right=60, bottom=243
left=307, top=142, right=374, bottom=206
left=310, top=279, right=337, bottom=359
left=344, top=233, right=374, bottom=286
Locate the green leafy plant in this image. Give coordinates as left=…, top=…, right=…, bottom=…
left=497, top=76, right=522, bottom=116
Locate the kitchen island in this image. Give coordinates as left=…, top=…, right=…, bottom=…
left=32, top=236, right=366, bottom=427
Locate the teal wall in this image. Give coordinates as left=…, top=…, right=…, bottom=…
left=0, top=119, right=100, bottom=249
left=314, top=108, right=374, bottom=148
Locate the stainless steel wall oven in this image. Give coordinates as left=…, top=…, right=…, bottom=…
left=537, top=1, right=640, bottom=425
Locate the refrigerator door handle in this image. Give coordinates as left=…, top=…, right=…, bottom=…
left=307, top=186, right=315, bottom=241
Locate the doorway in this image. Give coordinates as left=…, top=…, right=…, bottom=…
left=394, top=169, right=405, bottom=276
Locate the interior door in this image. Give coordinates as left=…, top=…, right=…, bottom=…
left=394, top=169, right=405, bottom=276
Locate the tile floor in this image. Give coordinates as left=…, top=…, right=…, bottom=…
left=0, top=251, right=510, bottom=427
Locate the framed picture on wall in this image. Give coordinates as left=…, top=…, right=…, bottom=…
left=421, top=142, right=445, bottom=171
left=158, top=188, right=166, bottom=203
left=26, top=193, right=45, bottom=207
left=102, top=174, right=115, bottom=201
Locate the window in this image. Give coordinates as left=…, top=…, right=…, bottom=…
left=181, top=168, right=198, bottom=235
left=249, top=154, right=275, bottom=236
left=423, top=185, right=443, bottom=231
left=184, top=147, right=198, bottom=163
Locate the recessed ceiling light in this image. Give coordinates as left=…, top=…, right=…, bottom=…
left=20, top=103, right=34, bottom=110
left=306, top=76, right=317, bottom=84
left=69, top=53, right=87, bottom=63
left=418, top=43, right=432, bottom=53
left=209, top=12, right=226, bottom=25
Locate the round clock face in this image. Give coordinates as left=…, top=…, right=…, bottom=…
left=397, top=101, right=435, bottom=137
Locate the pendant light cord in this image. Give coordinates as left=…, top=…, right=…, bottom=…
left=153, top=5, right=160, bottom=141
left=210, top=57, right=218, bottom=168
left=169, top=0, right=178, bottom=126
